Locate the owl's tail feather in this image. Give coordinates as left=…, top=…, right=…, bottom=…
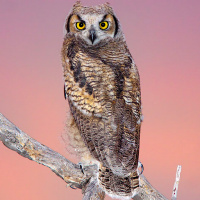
left=98, top=165, right=139, bottom=199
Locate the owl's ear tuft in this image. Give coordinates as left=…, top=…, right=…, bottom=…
left=66, top=14, right=73, bottom=33
left=73, top=1, right=82, bottom=8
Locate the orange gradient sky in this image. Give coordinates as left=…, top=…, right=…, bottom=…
left=0, top=0, right=200, bottom=199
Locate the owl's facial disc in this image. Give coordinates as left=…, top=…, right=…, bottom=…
left=66, top=14, right=118, bottom=45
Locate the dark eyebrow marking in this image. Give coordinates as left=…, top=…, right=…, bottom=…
left=101, top=14, right=108, bottom=22
left=77, top=15, right=86, bottom=25
left=113, top=15, right=119, bottom=36
left=66, top=14, right=73, bottom=33
left=77, top=15, right=83, bottom=21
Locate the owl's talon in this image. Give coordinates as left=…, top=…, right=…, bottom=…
left=70, top=185, right=77, bottom=189
left=138, top=161, right=144, bottom=175
left=66, top=183, right=77, bottom=189
left=78, top=162, right=84, bottom=174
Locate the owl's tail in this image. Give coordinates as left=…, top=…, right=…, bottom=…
left=98, top=165, right=139, bottom=199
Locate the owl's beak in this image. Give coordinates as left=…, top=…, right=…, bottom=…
left=89, top=28, right=96, bottom=44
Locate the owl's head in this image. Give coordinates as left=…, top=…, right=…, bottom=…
left=64, top=1, right=122, bottom=46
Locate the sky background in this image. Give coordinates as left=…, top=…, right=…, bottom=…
left=0, top=0, right=200, bottom=199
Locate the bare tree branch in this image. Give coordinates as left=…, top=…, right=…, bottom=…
left=82, top=177, right=105, bottom=200
left=0, top=113, right=179, bottom=200
left=133, top=174, right=167, bottom=200
left=0, top=113, right=96, bottom=191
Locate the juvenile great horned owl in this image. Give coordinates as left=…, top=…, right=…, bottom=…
left=62, top=1, right=142, bottom=199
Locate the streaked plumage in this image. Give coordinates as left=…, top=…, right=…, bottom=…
left=62, top=1, right=142, bottom=199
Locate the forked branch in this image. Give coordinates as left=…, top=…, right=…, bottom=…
left=0, top=113, right=179, bottom=200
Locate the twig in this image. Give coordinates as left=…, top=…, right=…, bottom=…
left=0, top=113, right=177, bottom=199
left=171, top=165, right=182, bottom=200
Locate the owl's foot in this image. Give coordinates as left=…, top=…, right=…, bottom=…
left=78, top=162, right=99, bottom=176
left=65, top=163, right=86, bottom=189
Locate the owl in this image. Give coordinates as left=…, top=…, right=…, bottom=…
left=62, top=1, right=142, bottom=199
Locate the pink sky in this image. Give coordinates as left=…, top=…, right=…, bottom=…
left=0, top=0, right=200, bottom=199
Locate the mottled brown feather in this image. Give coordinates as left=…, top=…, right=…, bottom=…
left=62, top=2, right=142, bottom=199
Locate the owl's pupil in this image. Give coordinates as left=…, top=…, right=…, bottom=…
left=79, top=22, right=83, bottom=27
left=101, top=22, right=105, bottom=27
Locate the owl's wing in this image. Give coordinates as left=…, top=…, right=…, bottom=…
left=102, top=62, right=142, bottom=177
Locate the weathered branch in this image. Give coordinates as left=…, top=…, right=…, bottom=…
left=0, top=113, right=178, bottom=199
left=0, top=113, right=98, bottom=197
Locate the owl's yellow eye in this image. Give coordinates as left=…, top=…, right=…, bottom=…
left=99, top=21, right=109, bottom=30
left=76, top=21, right=86, bottom=30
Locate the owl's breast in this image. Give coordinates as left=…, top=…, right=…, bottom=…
left=62, top=37, right=141, bottom=120
left=63, top=49, right=116, bottom=118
